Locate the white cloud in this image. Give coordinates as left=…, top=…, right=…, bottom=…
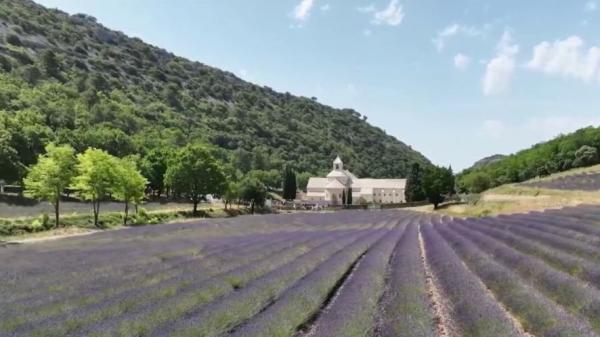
left=585, top=1, right=597, bottom=12
left=454, top=53, right=472, bottom=70
left=372, top=0, right=405, bottom=26
left=363, top=29, right=373, bottom=37
left=320, top=4, right=331, bottom=11
left=293, top=0, right=316, bottom=22
left=526, top=36, right=600, bottom=83
left=433, top=23, right=482, bottom=52
left=239, top=69, right=248, bottom=78
left=481, top=120, right=506, bottom=139
left=483, top=30, right=519, bottom=96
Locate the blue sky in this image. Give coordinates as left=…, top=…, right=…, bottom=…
left=35, top=0, right=600, bottom=170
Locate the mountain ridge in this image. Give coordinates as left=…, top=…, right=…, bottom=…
left=0, top=0, right=430, bottom=183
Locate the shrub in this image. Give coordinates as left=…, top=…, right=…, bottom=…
left=6, top=33, right=22, bottom=46
left=41, top=213, right=51, bottom=229
left=0, top=54, right=13, bottom=72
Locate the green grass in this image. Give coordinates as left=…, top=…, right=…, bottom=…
left=0, top=207, right=251, bottom=239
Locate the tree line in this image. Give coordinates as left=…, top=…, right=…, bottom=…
left=23, top=142, right=303, bottom=229
left=24, top=144, right=146, bottom=228
left=458, top=126, right=600, bottom=193
left=404, top=163, right=455, bottom=209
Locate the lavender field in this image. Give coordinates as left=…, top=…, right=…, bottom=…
left=2, top=207, right=600, bottom=337
left=522, top=172, right=600, bottom=191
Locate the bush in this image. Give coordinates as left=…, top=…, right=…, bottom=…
left=0, top=54, right=12, bottom=72
left=41, top=213, right=52, bottom=229
left=137, top=207, right=148, bottom=217
left=6, top=34, right=22, bottom=46
left=463, top=172, right=491, bottom=193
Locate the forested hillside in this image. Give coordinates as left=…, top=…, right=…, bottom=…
left=0, top=0, right=430, bottom=185
left=458, top=126, right=600, bottom=193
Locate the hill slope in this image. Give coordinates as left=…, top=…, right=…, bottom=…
left=458, top=126, right=600, bottom=193
left=0, top=0, right=430, bottom=183
left=470, top=154, right=506, bottom=170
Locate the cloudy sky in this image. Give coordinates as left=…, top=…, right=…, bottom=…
left=35, top=0, right=600, bottom=170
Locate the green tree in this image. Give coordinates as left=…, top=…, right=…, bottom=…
left=463, top=172, right=491, bottom=193
left=0, top=114, right=22, bottom=182
left=247, top=169, right=281, bottom=190
left=233, top=148, right=252, bottom=174
left=296, top=172, right=311, bottom=192
left=240, top=177, right=267, bottom=214
left=23, top=143, right=76, bottom=228
left=347, top=187, right=353, bottom=205
left=573, top=145, right=599, bottom=168
left=223, top=182, right=240, bottom=210
left=164, top=144, right=227, bottom=214
left=251, top=149, right=269, bottom=171
left=40, top=50, right=61, bottom=79
left=140, top=148, right=171, bottom=196
left=71, top=148, right=118, bottom=227
left=113, top=158, right=147, bottom=225
left=282, top=165, right=297, bottom=200
left=405, top=163, right=426, bottom=202
left=422, top=166, right=455, bottom=209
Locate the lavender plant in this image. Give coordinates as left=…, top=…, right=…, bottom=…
left=308, top=227, right=405, bottom=337
left=438, top=222, right=600, bottom=337
left=461, top=219, right=600, bottom=286
left=452, top=219, right=600, bottom=332
left=161, top=230, right=386, bottom=337
left=421, top=223, right=520, bottom=337
left=379, top=223, right=436, bottom=337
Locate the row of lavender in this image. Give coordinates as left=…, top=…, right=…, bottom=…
left=0, top=210, right=421, bottom=337
left=5, top=205, right=600, bottom=337
left=427, top=204, right=600, bottom=337
left=522, top=172, right=600, bottom=191
left=245, top=204, right=600, bottom=337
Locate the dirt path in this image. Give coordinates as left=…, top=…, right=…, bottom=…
left=418, top=226, right=458, bottom=337
left=4, top=227, right=103, bottom=245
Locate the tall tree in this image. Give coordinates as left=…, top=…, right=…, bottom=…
left=247, top=169, right=281, bottom=191
left=282, top=165, right=297, bottom=200
left=347, top=187, right=353, bottom=205
left=223, top=182, right=240, bottom=210
left=140, top=148, right=171, bottom=196
left=24, top=143, right=76, bottom=228
left=71, top=148, right=118, bottom=227
left=405, top=163, right=425, bottom=202
left=296, top=172, right=311, bottom=192
left=240, top=177, right=267, bottom=214
left=113, top=158, right=147, bottom=225
left=422, top=166, right=455, bottom=209
left=164, top=144, right=227, bottom=214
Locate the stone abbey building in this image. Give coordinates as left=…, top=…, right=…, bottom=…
left=305, top=156, right=406, bottom=204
